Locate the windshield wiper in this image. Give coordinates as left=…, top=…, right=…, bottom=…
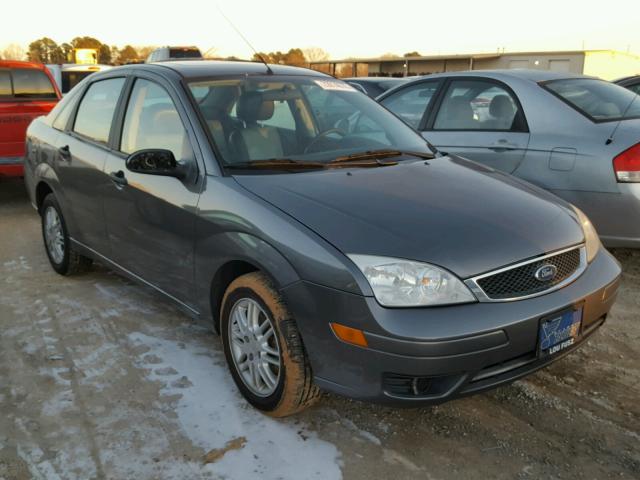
left=330, top=149, right=435, bottom=164
left=224, top=159, right=326, bottom=170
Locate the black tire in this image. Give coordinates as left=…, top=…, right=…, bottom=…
left=220, top=272, right=320, bottom=416
left=40, top=193, right=92, bottom=276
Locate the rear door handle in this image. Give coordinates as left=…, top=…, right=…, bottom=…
left=58, top=145, right=71, bottom=160
left=109, top=170, right=128, bottom=186
left=488, top=142, right=519, bottom=152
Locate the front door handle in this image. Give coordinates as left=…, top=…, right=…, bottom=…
left=58, top=145, right=71, bottom=161
left=109, top=170, right=128, bottom=186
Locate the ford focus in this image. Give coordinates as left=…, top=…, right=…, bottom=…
left=24, top=61, right=621, bottom=416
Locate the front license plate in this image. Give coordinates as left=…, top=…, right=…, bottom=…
left=538, top=307, right=583, bottom=357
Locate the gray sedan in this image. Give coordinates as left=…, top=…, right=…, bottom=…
left=378, top=70, right=640, bottom=248
left=24, top=62, right=621, bottom=416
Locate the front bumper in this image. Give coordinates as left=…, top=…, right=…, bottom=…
left=282, top=247, right=621, bottom=405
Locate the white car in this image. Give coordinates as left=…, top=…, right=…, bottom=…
left=46, top=64, right=112, bottom=95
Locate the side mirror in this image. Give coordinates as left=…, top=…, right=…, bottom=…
left=125, top=149, right=187, bottom=179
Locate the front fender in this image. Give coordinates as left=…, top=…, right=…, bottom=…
left=194, top=231, right=302, bottom=320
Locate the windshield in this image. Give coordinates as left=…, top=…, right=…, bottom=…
left=188, top=76, right=432, bottom=167
left=543, top=78, right=640, bottom=122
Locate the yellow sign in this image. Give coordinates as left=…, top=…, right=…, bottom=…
left=75, top=48, right=98, bottom=65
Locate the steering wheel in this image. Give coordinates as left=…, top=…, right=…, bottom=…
left=304, top=128, right=347, bottom=154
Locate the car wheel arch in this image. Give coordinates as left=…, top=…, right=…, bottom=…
left=35, top=181, right=54, bottom=213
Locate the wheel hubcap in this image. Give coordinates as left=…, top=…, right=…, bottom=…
left=228, top=298, right=281, bottom=397
left=44, top=206, right=65, bottom=264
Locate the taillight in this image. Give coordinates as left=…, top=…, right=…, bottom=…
left=613, top=143, right=640, bottom=182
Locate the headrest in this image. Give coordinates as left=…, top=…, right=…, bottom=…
left=447, top=97, right=474, bottom=118
left=237, top=91, right=274, bottom=122
left=489, top=94, right=515, bottom=118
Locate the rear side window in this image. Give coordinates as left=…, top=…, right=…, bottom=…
left=73, top=78, right=125, bottom=143
left=543, top=78, right=640, bottom=122
left=0, top=68, right=57, bottom=99
left=433, top=79, right=525, bottom=131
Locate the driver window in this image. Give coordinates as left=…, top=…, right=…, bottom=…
left=120, top=79, right=194, bottom=163
left=380, top=81, right=441, bottom=129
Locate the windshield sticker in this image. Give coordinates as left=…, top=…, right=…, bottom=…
left=314, top=79, right=357, bottom=92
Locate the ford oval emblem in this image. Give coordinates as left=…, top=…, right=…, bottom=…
left=534, top=264, right=558, bottom=282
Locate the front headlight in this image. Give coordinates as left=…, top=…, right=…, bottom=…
left=572, top=207, right=600, bottom=262
left=348, top=255, right=476, bottom=307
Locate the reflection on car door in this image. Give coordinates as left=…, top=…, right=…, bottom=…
left=102, top=77, right=202, bottom=308
left=56, top=77, right=126, bottom=255
left=423, top=78, right=530, bottom=173
left=379, top=80, right=441, bottom=130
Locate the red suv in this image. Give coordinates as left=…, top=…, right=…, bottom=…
left=0, top=60, right=61, bottom=177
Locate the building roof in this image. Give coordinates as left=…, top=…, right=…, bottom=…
left=309, top=49, right=639, bottom=65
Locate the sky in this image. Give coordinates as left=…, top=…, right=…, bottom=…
left=2, top=0, right=640, bottom=60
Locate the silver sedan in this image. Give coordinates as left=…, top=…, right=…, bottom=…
left=377, top=70, right=640, bottom=248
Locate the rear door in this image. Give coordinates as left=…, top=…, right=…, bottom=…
left=0, top=67, right=59, bottom=162
left=55, top=76, right=126, bottom=255
left=102, top=74, right=202, bottom=307
left=424, top=78, right=530, bottom=173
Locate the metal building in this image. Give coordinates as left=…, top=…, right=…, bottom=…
left=310, top=50, right=640, bottom=81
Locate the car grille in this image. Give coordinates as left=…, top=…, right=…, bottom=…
left=470, top=246, right=584, bottom=301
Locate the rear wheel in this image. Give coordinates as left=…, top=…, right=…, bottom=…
left=41, top=194, right=92, bottom=275
left=220, top=272, right=320, bottom=416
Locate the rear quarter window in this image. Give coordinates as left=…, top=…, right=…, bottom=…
left=543, top=78, right=640, bottom=122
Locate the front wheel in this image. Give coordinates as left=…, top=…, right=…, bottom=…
left=41, top=193, right=92, bottom=275
left=220, top=272, right=320, bottom=416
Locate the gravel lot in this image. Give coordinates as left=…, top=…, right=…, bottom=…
left=1, top=177, right=638, bottom=479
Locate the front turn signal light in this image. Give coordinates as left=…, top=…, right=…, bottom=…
left=330, top=323, right=368, bottom=348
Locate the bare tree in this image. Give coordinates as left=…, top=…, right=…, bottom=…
left=2, top=43, right=27, bottom=61
left=303, top=47, right=329, bottom=63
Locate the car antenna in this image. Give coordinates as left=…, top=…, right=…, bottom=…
left=217, top=4, right=274, bottom=75
left=606, top=94, right=638, bottom=145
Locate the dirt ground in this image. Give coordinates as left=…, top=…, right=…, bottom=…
left=0, top=177, right=638, bottom=480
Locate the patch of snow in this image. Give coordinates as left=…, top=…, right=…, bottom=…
left=129, top=332, right=342, bottom=480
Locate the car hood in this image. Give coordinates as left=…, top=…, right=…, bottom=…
left=233, top=156, right=584, bottom=278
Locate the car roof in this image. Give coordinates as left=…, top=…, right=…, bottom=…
left=0, top=59, right=47, bottom=70
left=137, top=60, right=332, bottom=79
left=403, top=69, right=596, bottom=84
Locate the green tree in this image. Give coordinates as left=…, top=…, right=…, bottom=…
left=60, top=43, right=74, bottom=62
left=252, top=48, right=307, bottom=66
left=28, top=37, right=64, bottom=63
left=403, top=51, right=421, bottom=58
left=98, top=44, right=112, bottom=64
left=117, top=45, right=139, bottom=65
left=70, top=36, right=102, bottom=49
